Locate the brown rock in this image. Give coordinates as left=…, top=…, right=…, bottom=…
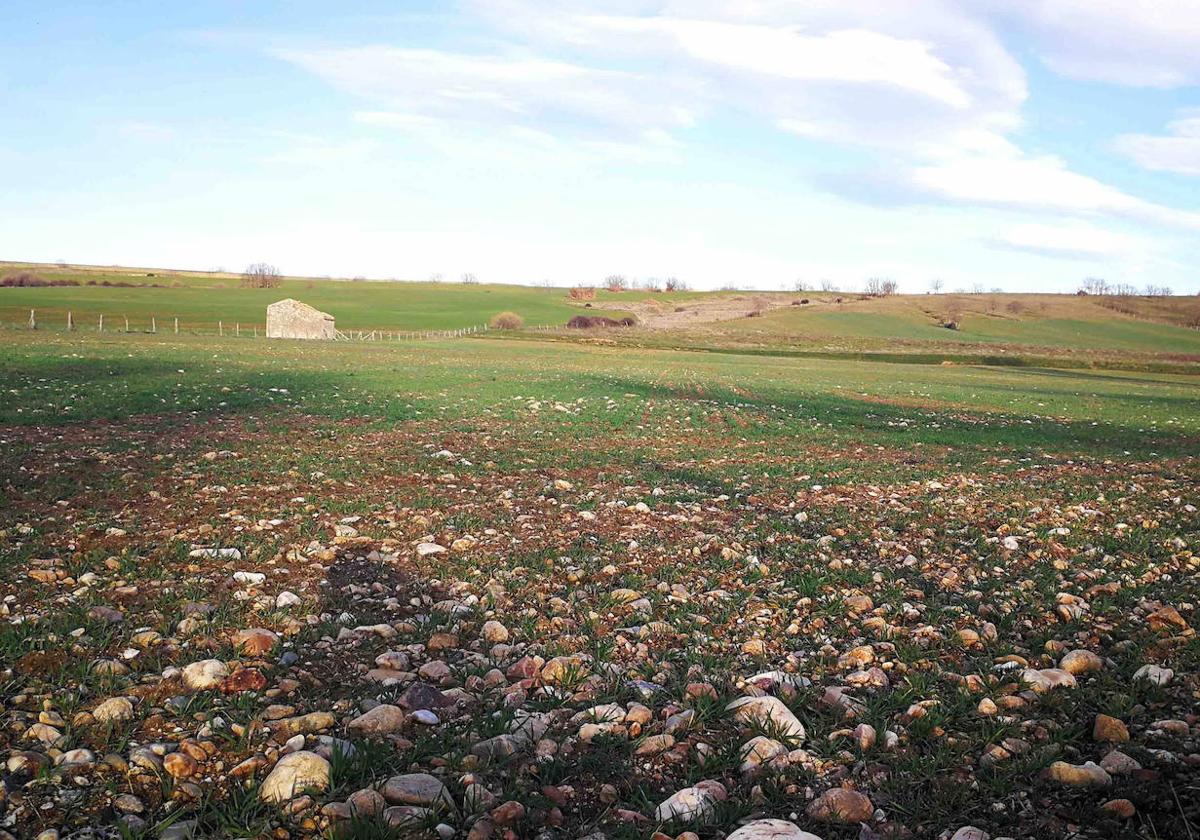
left=233, top=628, right=279, bottom=657
left=164, top=752, right=199, bottom=779
left=806, top=788, right=873, bottom=823
left=221, top=668, right=267, bottom=694
left=1093, top=714, right=1129, bottom=743
left=1100, top=798, right=1136, bottom=818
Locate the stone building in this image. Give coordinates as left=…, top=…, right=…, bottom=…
left=265, top=299, right=335, bottom=340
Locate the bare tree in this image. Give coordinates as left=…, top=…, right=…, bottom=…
left=428, top=272, right=443, bottom=283
left=929, top=278, right=944, bottom=293
left=604, top=274, right=627, bottom=291
left=241, top=263, right=282, bottom=288
left=664, top=276, right=687, bottom=292
left=866, top=277, right=898, bottom=296
left=793, top=278, right=809, bottom=292
left=461, top=273, right=479, bottom=284
left=820, top=278, right=835, bottom=292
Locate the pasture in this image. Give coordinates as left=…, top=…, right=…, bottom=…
left=1, top=285, right=1198, bottom=840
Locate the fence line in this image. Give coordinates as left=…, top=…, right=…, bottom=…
left=4, top=310, right=563, bottom=341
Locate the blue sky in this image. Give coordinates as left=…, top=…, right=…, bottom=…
left=3, top=1, right=1199, bottom=292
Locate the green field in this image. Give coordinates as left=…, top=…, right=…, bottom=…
left=0, top=263, right=652, bottom=332
left=2, top=283, right=1199, bottom=840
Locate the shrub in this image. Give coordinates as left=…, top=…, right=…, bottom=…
left=1, top=272, right=79, bottom=287
left=241, top=263, right=282, bottom=288
left=490, top=311, right=524, bottom=330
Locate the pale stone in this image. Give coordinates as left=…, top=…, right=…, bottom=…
left=260, top=751, right=331, bottom=803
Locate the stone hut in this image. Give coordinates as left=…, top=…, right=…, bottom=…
left=266, top=299, right=335, bottom=340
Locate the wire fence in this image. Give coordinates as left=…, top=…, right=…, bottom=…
left=3, top=309, right=566, bottom=340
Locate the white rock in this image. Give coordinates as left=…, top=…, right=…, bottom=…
left=181, top=659, right=228, bottom=692
left=259, top=751, right=331, bottom=803
left=726, top=695, right=806, bottom=742
left=1133, top=664, right=1174, bottom=686
left=728, top=820, right=824, bottom=840
left=416, top=542, right=447, bottom=556
left=232, top=571, right=265, bottom=585
left=654, top=780, right=727, bottom=823
left=950, top=828, right=989, bottom=840
left=189, top=547, right=241, bottom=560
left=275, top=591, right=302, bottom=608
left=92, top=696, right=134, bottom=724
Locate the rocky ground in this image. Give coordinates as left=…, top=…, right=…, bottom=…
left=1, top=414, right=1197, bottom=840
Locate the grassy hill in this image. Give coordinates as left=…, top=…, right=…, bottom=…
left=3, top=261, right=1198, bottom=365
left=0, top=261, right=653, bottom=332
left=660, top=291, right=1200, bottom=360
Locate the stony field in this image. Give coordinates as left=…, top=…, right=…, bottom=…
left=1, top=331, right=1197, bottom=840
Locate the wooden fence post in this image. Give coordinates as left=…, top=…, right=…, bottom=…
left=28, top=309, right=36, bottom=330
left=67, top=311, right=73, bottom=331
left=124, top=316, right=129, bottom=332
left=99, top=314, right=104, bottom=332
left=236, top=322, right=240, bottom=337
left=174, top=317, right=178, bottom=334
left=219, top=321, right=223, bottom=336
left=151, top=317, right=156, bottom=334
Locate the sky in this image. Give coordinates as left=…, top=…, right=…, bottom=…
left=2, top=1, right=1199, bottom=293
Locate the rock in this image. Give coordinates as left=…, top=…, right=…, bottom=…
left=1021, top=668, right=1077, bottom=693
left=490, top=801, right=525, bottom=826
left=1099, top=750, right=1142, bottom=775
left=853, top=723, right=876, bottom=751
left=382, top=773, right=453, bottom=806
left=541, top=655, right=588, bottom=684
left=727, top=819, right=824, bottom=840
left=348, top=788, right=387, bottom=817
left=1147, top=605, right=1188, bottom=632
left=654, top=780, right=727, bottom=823
left=233, top=628, right=279, bottom=656
left=635, top=734, right=675, bottom=756
left=1133, top=664, right=1174, bottom=686
left=1100, top=798, right=1136, bottom=818
left=113, top=794, right=144, bottom=814
left=1093, top=714, right=1129, bottom=743
left=726, top=695, right=806, bottom=742
left=416, top=542, right=447, bottom=556
left=1048, top=760, right=1111, bottom=788
left=1059, top=649, right=1103, bottom=676
left=182, top=659, right=229, bottom=692
left=739, top=736, right=788, bottom=775
left=92, top=696, right=134, bottom=724
left=481, top=620, right=510, bottom=644
left=950, top=829, right=988, bottom=840
left=260, top=751, right=331, bottom=803
left=268, top=712, right=337, bottom=739
left=400, top=682, right=453, bottom=712
left=806, top=788, right=873, bottom=824
left=220, top=668, right=267, bottom=694
left=164, top=752, right=199, bottom=779
left=276, top=591, right=302, bottom=608
left=160, top=820, right=198, bottom=840
left=348, top=704, right=407, bottom=736
left=412, top=709, right=439, bottom=725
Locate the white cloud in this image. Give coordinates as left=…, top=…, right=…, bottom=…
left=584, top=17, right=971, bottom=106
left=909, top=150, right=1200, bottom=231
left=986, top=222, right=1140, bottom=260
left=1115, top=110, right=1200, bottom=176
left=272, top=2, right=1200, bottom=242
left=274, top=44, right=697, bottom=144
left=997, top=0, right=1200, bottom=88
